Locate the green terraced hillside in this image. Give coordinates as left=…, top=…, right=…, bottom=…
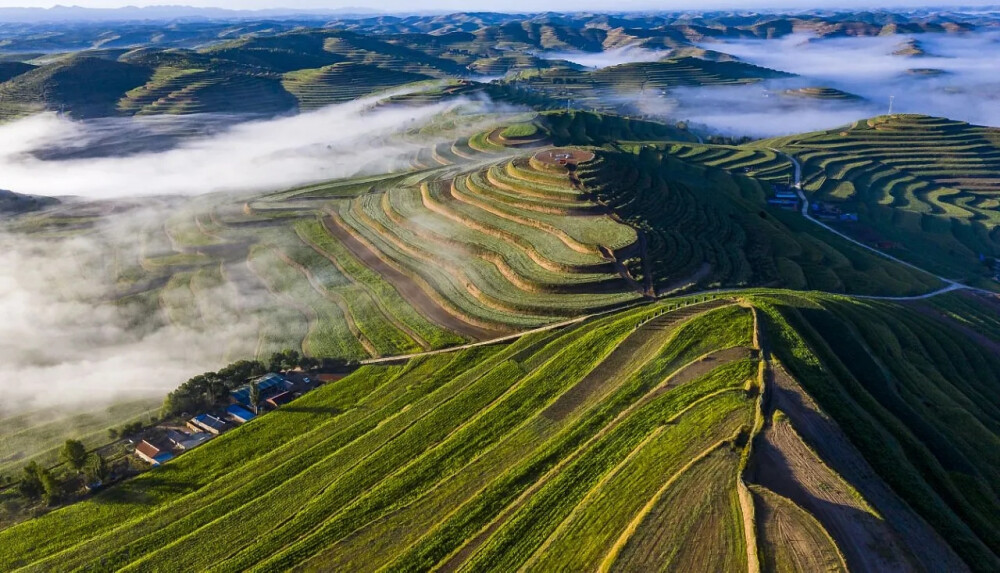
left=7, top=111, right=952, bottom=375
left=585, top=145, right=942, bottom=295
left=759, top=115, right=1000, bottom=284
left=4, top=118, right=651, bottom=366
left=780, top=86, right=862, bottom=100
left=0, top=55, right=153, bottom=120
left=1, top=291, right=996, bottom=571
left=503, top=57, right=791, bottom=112
left=0, top=22, right=796, bottom=121
left=282, top=63, right=433, bottom=110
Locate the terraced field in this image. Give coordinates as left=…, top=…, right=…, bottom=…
left=759, top=115, right=1000, bottom=283
left=0, top=298, right=757, bottom=571
left=780, top=86, right=861, bottom=100
left=3, top=291, right=996, bottom=571
left=282, top=63, right=433, bottom=110
left=12, top=110, right=959, bottom=379
left=8, top=119, right=664, bottom=366
left=330, top=146, right=642, bottom=330
left=757, top=291, right=1000, bottom=572
left=585, top=146, right=943, bottom=296
left=0, top=400, right=160, bottom=480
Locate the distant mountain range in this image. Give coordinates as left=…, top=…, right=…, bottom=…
left=0, top=5, right=383, bottom=23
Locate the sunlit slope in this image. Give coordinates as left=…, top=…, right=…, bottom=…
left=9, top=121, right=646, bottom=363
left=2, top=291, right=996, bottom=570
left=758, top=114, right=1000, bottom=284
left=503, top=57, right=790, bottom=112
left=10, top=111, right=953, bottom=371
left=0, top=55, right=153, bottom=120
left=0, top=298, right=760, bottom=571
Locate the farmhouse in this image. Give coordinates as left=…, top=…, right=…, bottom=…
left=188, top=414, right=227, bottom=436
left=179, top=432, right=212, bottom=450
left=226, top=404, right=256, bottom=423
left=771, top=183, right=798, bottom=200
left=165, top=429, right=190, bottom=449
left=231, top=373, right=292, bottom=408
left=135, top=440, right=174, bottom=466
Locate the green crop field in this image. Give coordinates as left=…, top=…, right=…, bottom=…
left=585, top=146, right=943, bottom=295
left=1, top=290, right=996, bottom=570
left=8, top=109, right=963, bottom=382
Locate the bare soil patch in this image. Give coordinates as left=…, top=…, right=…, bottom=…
left=750, top=363, right=967, bottom=572
left=751, top=486, right=846, bottom=573
left=532, top=148, right=595, bottom=168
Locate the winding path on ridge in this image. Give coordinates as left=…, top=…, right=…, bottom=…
left=770, top=149, right=991, bottom=300
left=360, top=149, right=994, bottom=365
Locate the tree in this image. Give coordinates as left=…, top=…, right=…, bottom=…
left=60, top=439, right=88, bottom=472
left=18, top=462, right=59, bottom=505
left=18, top=462, right=44, bottom=500
left=119, top=421, right=143, bottom=438
left=268, top=349, right=301, bottom=372
left=83, top=453, right=109, bottom=484
left=39, top=467, right=60, bottom=505
left=249, top=380, right=262, bottom=415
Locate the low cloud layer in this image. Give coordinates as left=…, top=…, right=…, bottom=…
left=540, top=45, right=668, bottom=69
left=0, top=94, right=483, bottom=199
left=0, top=218, right=238, bottom=414
left=0, top=95, right=518, bottom=415
left=659, top=31, right=1000, bottom=137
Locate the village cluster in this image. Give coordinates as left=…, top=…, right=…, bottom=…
left=133, top=371, right=316, bottom=466
left=766, top=183, right=858, bottom=222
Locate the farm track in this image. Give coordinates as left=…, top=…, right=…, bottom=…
left=775, top=150, right=993, bottom=298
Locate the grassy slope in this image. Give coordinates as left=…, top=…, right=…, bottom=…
left=756, top=291, right=1000, bottom=571
left=0, top=296, right=755, bottom=571
left=1, top=291, right=996, bottom=570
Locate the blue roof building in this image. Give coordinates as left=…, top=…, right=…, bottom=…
left=231, top=373, right=291, bottom=407
left=189, top=414, right=227, bottom=435
left=226, top=404, right=256, bottom=423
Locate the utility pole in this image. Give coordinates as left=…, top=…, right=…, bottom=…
left=888, top=95, right=895, bottom=116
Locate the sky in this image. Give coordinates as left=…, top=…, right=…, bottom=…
left=0, top=1, right=997, bottom=11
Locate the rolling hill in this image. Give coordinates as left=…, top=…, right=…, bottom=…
left=3, top=9, right=980, bottom=121
left=756, top=115, right=1000, bottom=285
left=7, top=111, right=951, bottom=371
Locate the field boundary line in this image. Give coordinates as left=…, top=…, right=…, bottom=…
left=597, top=439, right=734, bottom=573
